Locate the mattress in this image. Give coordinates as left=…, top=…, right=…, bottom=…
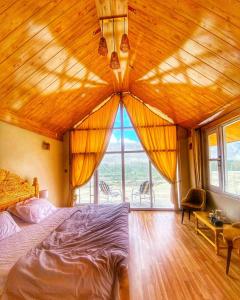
left=0, top=208, right=74, bottom=295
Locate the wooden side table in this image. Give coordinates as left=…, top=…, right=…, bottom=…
left=193, top=211, right=231, bottom=255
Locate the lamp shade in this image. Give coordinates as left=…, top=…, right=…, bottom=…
left=39, top=189, right=48, bottom=199
left=110, top=51, right=120, bottom=69
left=120, top=33, right=130, bottom=52
left=98, top=37, right=108, bottom=56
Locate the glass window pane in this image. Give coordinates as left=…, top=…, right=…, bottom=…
left=124, top=129, right=143, bottom=151
left=209, top=161, right=219, bottom=187
left=106, top=129, right=121, bottom=152
left=125, top=152, right=150, bottom=208
left=98, top=153, right=122, bottom=204
left=123, top=107, right=132, bottom=128
left=151, top=165, right=173, bottom=208
left=75, top=177, right=94, bottom=204
left=208, top=132, right=218, bottom=159
left=113, top=106, right=121, bottom=128
left=223, top=120, right=240, bottom=195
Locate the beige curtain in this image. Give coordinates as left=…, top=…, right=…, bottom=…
left=123, top=95, right=178, bottom=208
left=70, top=95, right=119, bottom=201
left=191, top=128, right=203, bottom=188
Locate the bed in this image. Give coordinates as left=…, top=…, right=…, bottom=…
left=0, top=169, right=129, bottom=300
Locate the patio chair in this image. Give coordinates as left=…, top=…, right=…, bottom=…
left=132, top=181, right=154, bottom=204
left=99, top=181, right=121, bottom=202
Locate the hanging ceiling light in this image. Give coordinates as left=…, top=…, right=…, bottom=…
left=110, top=19, right=120, bottom=69
left=110, top=51, right=120, bottom=69
left=120, top=18, right=130, bottom=52
left=98, top=20, right=108, bottom=56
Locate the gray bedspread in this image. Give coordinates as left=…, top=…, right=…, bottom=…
left=2, top=203, right=129, bottom=300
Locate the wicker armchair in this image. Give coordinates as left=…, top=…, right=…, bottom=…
left=181, top=188, right=206, bottom=224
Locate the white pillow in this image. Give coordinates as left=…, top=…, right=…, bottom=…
left=0, top=211, right=21, bottom=241
left=8, top=198, right=57, bottom=224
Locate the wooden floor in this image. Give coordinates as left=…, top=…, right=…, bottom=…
left=128, top=211, right=240, bottom=300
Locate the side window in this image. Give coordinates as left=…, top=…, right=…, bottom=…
left=207, top=131, right=220, bottom=188
left=205, top=117, right=240, bottom=196
left=223, top=120, right=240, bottom=195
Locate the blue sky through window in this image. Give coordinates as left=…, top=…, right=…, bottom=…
left=114, top=106, right=133, bottom=128
left=108, top=106, right=142, bottom=151
left=113, top=107, right=121, bottom=128
left=123, top=107, right=132, bottom=127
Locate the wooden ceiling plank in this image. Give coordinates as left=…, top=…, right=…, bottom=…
left=132, top=81, right=231, bottom=128
left=131, top=84, right=205, bottom=127
left=0, top=2, right=96, bottom=71
left=131, top=60, right=229, bottom=109
left=17, top=59, right=112, bottom=118
left=195, top=0, right=240, bottom=29
left=131, top=3, right=240, bottom=69
left=129, top=20, right=240, bottom=92
left=16, top=67, right=112, bottom=125
left=129, top=17, right=240, bottom=86
left=131, top=85, right=186, bottom=124
left=0, top=0, right=54, bottom=43
left=131, top=79, right=221, bottom=121
left=0, top=0, right=89, bottom=64
left=35, top=85, right=113, bottom=133
left=149, top=0, right=240, bottom=49
left=0, top=0, right=239, bottom=133
left=20, top=72, right=111, bottom=118
left=0, top=108, right=61, bottom=140
left=128, top=26, right=240, bottom=98
left=0, top=29, right=106, bottom=104
left=58, top=88, right=114, bottom=134
left=128, top=49, right=237, bottom=103
left=0, top=0, right=22, bottom=15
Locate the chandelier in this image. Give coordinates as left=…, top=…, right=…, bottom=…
left=98, top=16, right=130, bottom=70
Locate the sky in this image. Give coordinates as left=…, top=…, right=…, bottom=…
left=107, top=106, right=144, bottom=151
left=210, top=142, right=240, bottom=160
left=109, top=107, right=141, bottom=148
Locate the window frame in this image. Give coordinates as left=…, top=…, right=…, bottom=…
left=206, top=127, right=222, bottom=192
left=205, top=117, right=240, bottom=198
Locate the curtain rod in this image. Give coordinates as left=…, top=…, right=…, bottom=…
left=72, top=149, right=176, bottom=154
left=71, top=124, right=175, bottom=131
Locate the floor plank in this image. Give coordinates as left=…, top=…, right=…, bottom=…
left=129, top=211, right=240, bottom=300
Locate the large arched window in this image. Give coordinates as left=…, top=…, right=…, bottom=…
left=75, top=103, right=173, bottom=209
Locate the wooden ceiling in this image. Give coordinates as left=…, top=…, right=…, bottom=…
left=0, top=0, right=240, bottom=139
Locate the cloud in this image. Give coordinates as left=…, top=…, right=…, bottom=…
left=110, top=134, right=119, bottom=144
left=110, top=134, right=139, bottom=145
left=124, top=138, right=137, bottom=144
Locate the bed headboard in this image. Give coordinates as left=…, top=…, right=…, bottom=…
left=0, top=169, right=39, bottom=211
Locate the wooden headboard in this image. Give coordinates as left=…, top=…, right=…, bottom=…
left=0, top=169, right=39, bottom=211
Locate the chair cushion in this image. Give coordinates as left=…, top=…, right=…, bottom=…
left=223, top=227, right=240, bottom=242
left=181, top=203, right=202, bottom=209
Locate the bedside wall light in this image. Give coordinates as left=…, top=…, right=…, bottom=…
left=42, top=141, right=50, bottom=150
